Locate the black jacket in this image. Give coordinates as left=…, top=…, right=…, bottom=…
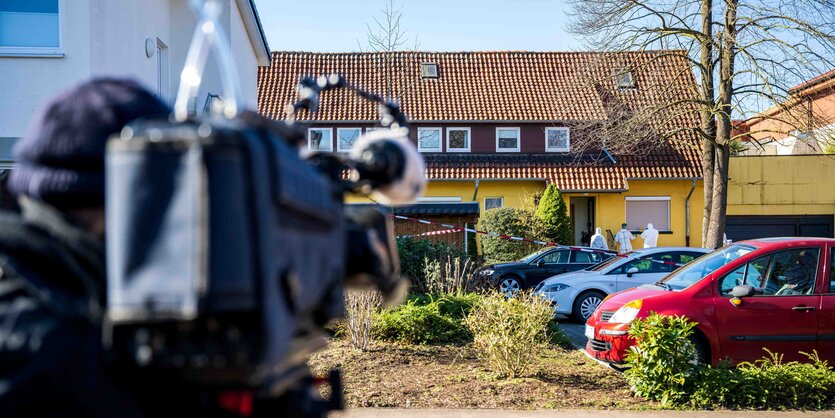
left=0, top=198, right=138, bottom=417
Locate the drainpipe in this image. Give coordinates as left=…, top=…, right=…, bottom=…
left=684, top=179, right=697, bottom=247
left=471, top=179, right=480, bottom=202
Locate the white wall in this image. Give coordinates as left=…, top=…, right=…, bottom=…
left=0, top=0, right=264, bottom=159
left=90, top=0, right=172, bottom=100
left=231, top=0, right=259, bottom=110
left=0, top=0, right=92, bottom=141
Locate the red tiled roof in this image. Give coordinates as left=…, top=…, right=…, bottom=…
left=789, top=69, right=835, bottom=94
left=258, top=51, right=703, bottom=191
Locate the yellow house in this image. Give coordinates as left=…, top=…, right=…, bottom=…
left=258, top=50, right=706, bottom=249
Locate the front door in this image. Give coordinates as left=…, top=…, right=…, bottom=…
left=714, top=247, right=822, bottom=363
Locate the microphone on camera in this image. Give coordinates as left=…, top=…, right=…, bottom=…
left=348, top=127, right=425, bottom=205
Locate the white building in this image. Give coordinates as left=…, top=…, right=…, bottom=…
left=0, top=0, right=271, bottom=166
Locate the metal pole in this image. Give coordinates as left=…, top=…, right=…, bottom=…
left=463, top=223, right=468, bottom=254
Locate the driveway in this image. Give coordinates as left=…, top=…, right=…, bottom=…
left=556, top=315, right=587, bottom=349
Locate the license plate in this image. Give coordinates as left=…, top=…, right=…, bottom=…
left=585, top=325, right=594, bottom=339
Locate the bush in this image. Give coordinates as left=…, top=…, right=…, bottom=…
left=480, top=207, right=544, bottom=264
left=624, top=313, right=701, bottom=405
left=343, top=289, right=382, bottom=351
left=535, top=184, right=573, bottom=246
left=423, top=255, right=491, bottom=294
left=396, top=238, right=464, bottom=292
left=373, top=293, right=480, bottom=345
left=626, top=313, right=835, bottom=409
left=465, top=291, right=554, bottom=378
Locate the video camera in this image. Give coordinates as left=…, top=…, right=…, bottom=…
left=103, top=2, right=425, bottom=416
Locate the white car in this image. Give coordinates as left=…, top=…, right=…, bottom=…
left=535, top=247, right=711, bottom=322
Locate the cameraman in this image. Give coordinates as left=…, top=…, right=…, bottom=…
left=0, top=79, right=169, bottom=417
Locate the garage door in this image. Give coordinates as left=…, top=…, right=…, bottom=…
left=726, top=215, right=834, bottom=241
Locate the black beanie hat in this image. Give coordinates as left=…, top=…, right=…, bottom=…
left=9, top=78, right=170, bottom=209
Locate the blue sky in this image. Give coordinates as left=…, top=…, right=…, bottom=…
left=253, top=0, right=582, bottom=52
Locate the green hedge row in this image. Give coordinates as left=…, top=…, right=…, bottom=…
left=626, top=313, right=835, bottom=409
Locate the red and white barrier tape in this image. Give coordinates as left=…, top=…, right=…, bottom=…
left=389, top=214, right=685, bottom=267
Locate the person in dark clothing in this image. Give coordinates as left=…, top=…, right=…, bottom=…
left=0, top=78, right=170, bottom=417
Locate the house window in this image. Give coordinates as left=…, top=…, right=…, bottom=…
left=0, top=0, right=62, bottom=56
left=496, top=127, right=520, bottom=152
left=417, top=127, right=442, bottom=152
left=337, top=127, right=361, bottom=152
left=447, top=127, right=471, bottom=152
left=625, top=196, right=671, bottom=231
left=485, top=197, right=504, bottom=211
left=615, top=69, right=636, bottom=89
left=308, top=128, right=332, bottom=151
left=420, top=62, right=438, bottom=79
left=545, top=127, right=570, bottom=152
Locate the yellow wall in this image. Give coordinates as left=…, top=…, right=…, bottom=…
left=349, top=178, right=705, bottom=249
left=728, top=155, right=835, bottom=216
left=564, top=179, right=704, bottom=248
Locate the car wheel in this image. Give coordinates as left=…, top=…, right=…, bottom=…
left=571, top=291, right=605, bottom=323
left=687, top=335, right=710, bottom=366
left=499, top=276, right=522, bottom=297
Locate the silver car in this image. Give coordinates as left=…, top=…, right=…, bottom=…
left=535, top=247, right=711, bottom=322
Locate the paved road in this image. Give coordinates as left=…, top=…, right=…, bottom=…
left=335, top=409, right=835, bottom=417
left=556, top=316, right=587, bottom=349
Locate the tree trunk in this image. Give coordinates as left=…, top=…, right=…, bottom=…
left=705, top=0, right=738, bottom=249
left=706, top=142, right=730, bottom=248
left=701, top=140, right=715, bottom=247
left=699, top=0, right=716, bottom=248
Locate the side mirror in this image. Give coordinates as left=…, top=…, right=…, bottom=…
left=536, top=260, right=545, bottom=267
left=626, top=267, right=639, bottom=277
left=730, top=284, right=755, bottom=298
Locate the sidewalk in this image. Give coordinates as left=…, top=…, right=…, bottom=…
left=336, top=409, right=835, bottom=417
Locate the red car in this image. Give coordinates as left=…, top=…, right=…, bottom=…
left=585, top=237, right=835, bottom=366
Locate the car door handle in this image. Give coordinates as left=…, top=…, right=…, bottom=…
left=792, top=306, right=816, bottom=312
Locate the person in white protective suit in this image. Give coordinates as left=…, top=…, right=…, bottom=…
left=614, top=223, right=635, bottom=254
left=641, top=223, right=659, bottom=248
left=589, top=227, right=608, bottom=250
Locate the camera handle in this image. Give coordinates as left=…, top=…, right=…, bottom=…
left=173, top=0, right=242, bottom=121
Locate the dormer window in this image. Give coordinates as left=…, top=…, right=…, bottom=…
left=615, top=69, right=636, bottom=89
left=420, top=62, right=438, bottom=79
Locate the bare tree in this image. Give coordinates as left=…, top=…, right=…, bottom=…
left=357, top=0, right=421, bottom=98
left=566, top=0, right=835, bottom=248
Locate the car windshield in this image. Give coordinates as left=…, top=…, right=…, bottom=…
left=518, top=247, right=554, bottom=263
left=659, top=244, right=757, bottom=290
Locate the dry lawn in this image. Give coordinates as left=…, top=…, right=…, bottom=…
left=309, top=339, right=655, bottom=410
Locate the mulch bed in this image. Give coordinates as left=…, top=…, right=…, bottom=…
left=308, top=339, right=656, bottom=409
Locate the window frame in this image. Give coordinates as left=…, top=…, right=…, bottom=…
left=615, top=69, right=636, bottom=89
left=446, top=127, right=471, bottom=152
left=544, top=127, right=570, bottom=152
left=495, top=127, right=521, bottom=152
left=0, top=0, right=64, bottom=57
left=307, top=127, right=333, bottom=152
left=416, top=127, right=443, bottom=152
left=625, top=196, right=671, bottom=232
left=484, top=197, right=504, bottom=211
left=537, top=249, right=569, bottom=265
left=336, top=127, right=362, bottom=152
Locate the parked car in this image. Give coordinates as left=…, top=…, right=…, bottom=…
left=585, top=237, right=835, bottom=366
left=535, top=247, right=711, bottom=322
left=479, top=246, right=616, bottom=296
